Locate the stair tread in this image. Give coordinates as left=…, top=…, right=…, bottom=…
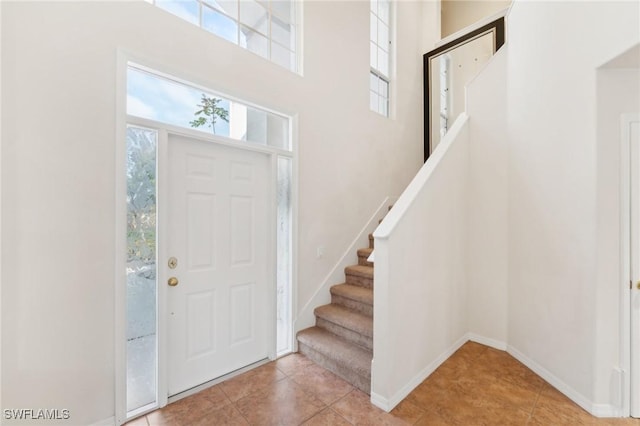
left=297, top=327, right=372, bottom=378
left=345, top=264, right=374, bottom=278
left=357, top=248, right=373, bottom=257
left=331, top=284, right=373, bottom=305
left=314, top=304, right=373, bottom=338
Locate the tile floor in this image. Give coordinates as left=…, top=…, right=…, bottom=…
left=126, top=342, right=640, bottom=425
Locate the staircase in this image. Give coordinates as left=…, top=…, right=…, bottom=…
left=296, top=234, right=376, bottom=394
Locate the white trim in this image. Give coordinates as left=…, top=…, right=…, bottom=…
left=374, top=113, right=469, bottom=240
left=435, top=8, right=509, bottom=49
left=622, top=113, right=640, bottom=418
left=114, top=50, right=129, bottom=426
left=371, top=334, right=469, bottom=412
left=157, top=128, right=170, bottom=411
left=89, top=416, right=116, bottom=426
left=507, top=345, right=600, bottom=416
left=293, top=196, right=397, bottom=336
left=0, top=1, right=4, bottom=419
left=467, top=332, right=507, bottom=351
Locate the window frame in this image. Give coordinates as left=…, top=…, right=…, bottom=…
left=370, top=0, right=392, bottom=117
left=152, top=0, right=299, bottom=73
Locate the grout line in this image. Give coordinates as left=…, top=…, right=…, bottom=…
left=328, top=406, right=355, bottom=425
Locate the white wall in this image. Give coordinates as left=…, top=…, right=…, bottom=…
left=505, top=0, right=639, bottom=409
left=0, top=1, right=436, bottom=424
left=372, top=115, right=470, bottom=409
left=466, top=48, right=508, bottom=347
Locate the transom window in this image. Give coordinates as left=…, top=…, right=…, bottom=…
left=370, top=0, right=391, bottom=117
left=152, top=0, right=298, bottom=72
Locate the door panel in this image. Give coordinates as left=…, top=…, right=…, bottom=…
left=166, top=134, right=270, bottom=396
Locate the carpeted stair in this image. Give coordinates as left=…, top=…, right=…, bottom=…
left=296, top=233, right=376, bottom=394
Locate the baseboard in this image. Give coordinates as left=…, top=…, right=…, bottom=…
left=293, top=196, right=397, bottom=335
left=371, top=333, right=469, bottom=412
left=89, top=416, right=115, bottom=426
left=468, top=332, right=507, bottom=350
left=506, top=344, right=617, bottom=418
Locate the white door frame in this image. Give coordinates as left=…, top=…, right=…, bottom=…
left=620, top=112, right=640, bottom=418
left=115, top=54, right=298, bottom=425
left=117, top=116, right=293, bottom=424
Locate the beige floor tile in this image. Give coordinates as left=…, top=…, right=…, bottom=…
left=288, top=362, right=354, bottom=405
left=189, top=404, right=249, bottom=426
left=331, top=390, right=409, bottom=425
left=235, top=378, right=326, bottom=425
left=275, top=353, right=317, bottom=376
left=138, top=348, right=640, bottom=426
left=390, top=399, right=426, bottom=424
left=220, top=363, right=287, bottom=402
left=124, top=416, right=149, bottom=426
left=301, top=408, right=353, bottom=426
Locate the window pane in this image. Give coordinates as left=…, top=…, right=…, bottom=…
left=126, top=125, right=158, bottom=412
left=379, top=77, right=389, bottom=98
left=272, top=15, right=294, bottom=49
left=379, top=95, right=388, bottom=116
left=272, top=42, right=295, bottom=71
left=370, top=42, right=377, bottom=69
left=276, top=155, right=292, bottom=355
left=204, top=0, right=238, bottom=19
left=240, top=0, right=269, bottom=35
left=240, top=26, right=269, bottom=58
left=370, top=12, right=377, bottom=43
left=370, top=91, right=379, bottom=111
left=203, top=6, right=238, bottom=44
left=156, top=0, right=199, bottom=25
left=370, top=73, right=378, bottom=93
left=378, top=0, right=390, bottom=24
left=128, top=65, right=291, bottom=150
left=272, top=0, right=293, bottom=24
left=378, top=48, right=389, bottom=76
left=370, top=0, right=377, bottom=13
left=378, top=20, right=389, bottom=50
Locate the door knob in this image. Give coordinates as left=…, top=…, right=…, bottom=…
left=168, top=277, right=179, bottom=287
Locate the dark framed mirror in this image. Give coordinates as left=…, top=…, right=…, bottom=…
left=423, top=17, right=505, bottom=162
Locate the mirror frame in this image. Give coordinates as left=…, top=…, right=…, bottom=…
left=423, top=17, right=505, bottom=162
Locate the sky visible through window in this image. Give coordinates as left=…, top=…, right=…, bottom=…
left=127, top=67, right=231, bottom=136
left=152, top=0, right=297, bottom=72
left=127, top=65, right=291, bottom=151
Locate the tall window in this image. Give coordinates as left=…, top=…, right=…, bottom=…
left=153, top=0, right=297, bottom=72
left=370, top=0, right=391, bottom=117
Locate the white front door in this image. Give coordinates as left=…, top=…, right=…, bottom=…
left=630, top=116, right=640, bottom=418
left=165, top=133, right=271, bottom=396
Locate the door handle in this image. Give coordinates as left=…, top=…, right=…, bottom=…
left=168, top=277, right=179, bottom=287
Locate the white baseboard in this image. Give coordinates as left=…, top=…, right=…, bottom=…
left=507, top=345, right=622, bottom=418
left=371, top=333, right=469, bottom=412
left=293, top=196, right=397, bottom=335
left=89, top=416, right=115, bottom=426
left=468, top=332, right=507, bottom=350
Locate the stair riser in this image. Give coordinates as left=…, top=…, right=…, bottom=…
left=298, top=342, right=371, bottom=394
left=357, top=254, right=373, bottom=267
left=345, top=273, right=373, bottom=289
left=331, top=294, right=373, bottom=317
left=316, top=318, right=373, bottom=350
